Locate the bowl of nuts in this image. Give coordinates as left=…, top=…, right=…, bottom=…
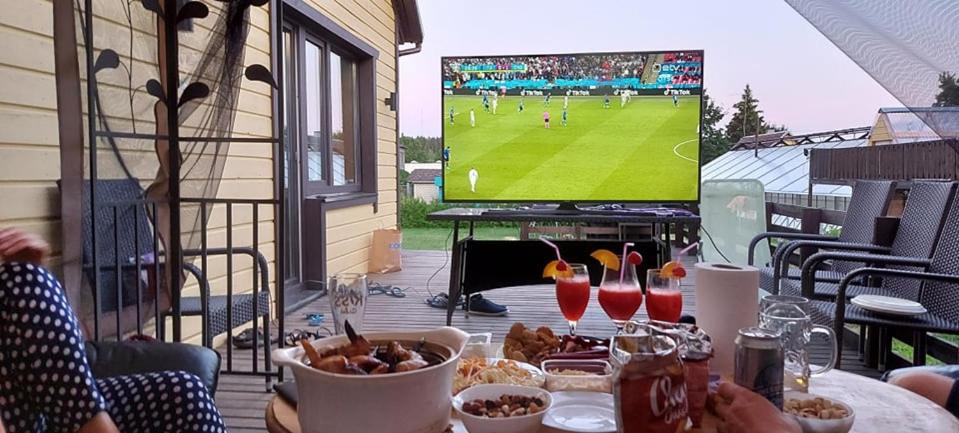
left=783, top=392, right=855, bottom=433
left=452, top=384, right=552, bottom=433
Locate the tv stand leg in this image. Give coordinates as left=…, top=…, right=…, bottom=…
left=446, top=221, right=461, bottom=326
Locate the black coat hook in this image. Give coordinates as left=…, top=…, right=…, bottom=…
left=244, top=64, right=278, bottom=89
left=179, top=82, right=210, bottom=107
left=93, top=49, right=120, bottom=73
left=177, top=1, right=208, bottom=23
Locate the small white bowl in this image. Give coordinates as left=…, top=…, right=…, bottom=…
left=452, top=384, right=552, bottom=433
left=784, top=391, right=855, bottom=433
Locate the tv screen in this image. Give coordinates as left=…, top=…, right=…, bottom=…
left=441, top=50, right=703, bottom=203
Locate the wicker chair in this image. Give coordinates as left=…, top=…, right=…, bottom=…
left=749, top=180, right=895, bottom=294
left=78, top=179, right=272, bottom=369
left=808, top=190, right=959, bottom=367
left=783, top=182, right=955, bottom=301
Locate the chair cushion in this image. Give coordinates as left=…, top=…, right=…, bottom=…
left=85, top=341, right=221, bottom=394
left=809, top=301, right=959, bottom=333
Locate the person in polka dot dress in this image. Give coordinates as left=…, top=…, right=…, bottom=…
left=0, top=228, right=227, bottom=433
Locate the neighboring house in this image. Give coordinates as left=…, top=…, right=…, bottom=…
left=869, top=107, right=959, bottom=145
left=404, top=161, right=442, bottom=173
left=408, top=168, right=441, bottom=202
left=0, top=0, right=422, bottom=343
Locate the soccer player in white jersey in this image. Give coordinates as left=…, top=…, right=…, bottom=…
left=470, top=108, right=475, bottom=127
left=468, top=168, right=479, bottom=193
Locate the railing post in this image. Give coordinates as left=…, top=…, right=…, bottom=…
left=799, top=207, right=822, bottom=264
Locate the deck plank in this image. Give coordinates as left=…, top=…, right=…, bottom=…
left=217, top=250, right=881, bottom=432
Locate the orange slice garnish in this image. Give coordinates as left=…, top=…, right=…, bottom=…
left=543, top=260, right=574, bottom=279
left=661, top=260, right=687, bottom=279
left=590, top=249, right=620, bottom=271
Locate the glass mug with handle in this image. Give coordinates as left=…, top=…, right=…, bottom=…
left=760, top=301, right=837, bottom=393
left=328, top=273, right=369, bottom=335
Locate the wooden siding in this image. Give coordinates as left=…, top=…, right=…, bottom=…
left=0, top=0, right=399, bottom=343
left=0, top=0, right=276, bottom=344
left=299, top=0, right=399, bottom=276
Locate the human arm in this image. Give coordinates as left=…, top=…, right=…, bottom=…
left=0, top=228, right=50, bottom=265
left=710, top=382, right=801, bottom=433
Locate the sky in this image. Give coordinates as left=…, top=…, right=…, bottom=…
left=398, top=0, right=901, bottom=138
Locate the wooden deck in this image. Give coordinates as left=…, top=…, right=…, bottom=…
left=217, top=250, right=879, bottom=432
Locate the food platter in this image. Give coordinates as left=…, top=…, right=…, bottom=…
left=454, top=357, right=546, bottom=394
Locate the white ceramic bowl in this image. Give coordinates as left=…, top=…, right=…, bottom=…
left=784, top=391, right=855, bottom=433
left=453, top=384, right=552, bottom=433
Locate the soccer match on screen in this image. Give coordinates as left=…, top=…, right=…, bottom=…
left=441, top=51, right=703, bottom=202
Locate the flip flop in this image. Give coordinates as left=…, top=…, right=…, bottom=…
left=368, top=282, right=409, bottom=298
left=232, top=327, right=279, bottom=350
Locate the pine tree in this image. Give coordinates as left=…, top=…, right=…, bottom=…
left=934, top=72, right=959, bottom=107
left=700, top=90, right=730, bottom=163
left=724, top=84, right=769, bottom=145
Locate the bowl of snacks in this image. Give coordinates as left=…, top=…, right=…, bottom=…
left=541, top=359, right=612, bottom=393
left=784, top=392, right=855, bottom=433
left=453, top=384, right=552, bottom=433
left=272, top=323, right=470, bottom=433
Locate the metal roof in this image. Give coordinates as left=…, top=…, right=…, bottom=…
left=702, top=138, right=870, bottom=197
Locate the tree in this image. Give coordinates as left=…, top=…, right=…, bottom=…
left=724, top=84, right=769, bottom=145
left=401, top=135, right=443, bottom=163
left=934, top=72, right=959, bottom=107
left=700, top=90, right=730, bottom=164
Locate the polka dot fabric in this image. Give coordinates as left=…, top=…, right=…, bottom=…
left=0, top=263, right=226, bottom=433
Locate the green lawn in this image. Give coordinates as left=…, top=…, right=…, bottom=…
left=402, top=226, right=520, bottom=250
left=443, top=94, right=700, bottom=201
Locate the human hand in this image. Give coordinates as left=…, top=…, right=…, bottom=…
left=710, top=382, right=800, bottom=433
left=0, top=228, right=50, bottom=265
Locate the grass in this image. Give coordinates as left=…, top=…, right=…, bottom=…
left=402, top=226, right=521, bottom=250
left=442, top=94, right=700, bottom=201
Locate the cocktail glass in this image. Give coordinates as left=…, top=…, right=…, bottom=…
left=645, top=269, right=682, bottom=322
left=598, top=260, right=643, bottom=334
left=555, top=263, right=591, bottom=335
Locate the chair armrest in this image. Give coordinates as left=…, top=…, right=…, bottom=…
left=85, top=340, right=222, bottom=394
left=801, top=252, right=931, bottom=298
left=773, top=240, right=891, bottom=294
left=182, top=247, right=270, bottom=295
left=748, top=232, right=836, bottom=265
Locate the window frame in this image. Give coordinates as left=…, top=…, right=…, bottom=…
left=282, top=2, right=378, bottom=199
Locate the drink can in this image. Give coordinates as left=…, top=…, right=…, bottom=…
left=734, top=327, right=784, bottom=409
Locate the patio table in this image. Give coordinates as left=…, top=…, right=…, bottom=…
left=265, top=368, right=959, bottom=432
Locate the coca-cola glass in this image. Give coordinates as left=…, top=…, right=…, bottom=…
left=328, top=273, right=368, bottom=334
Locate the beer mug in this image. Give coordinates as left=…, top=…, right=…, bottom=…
left=760, top=301, right=837, bottom=393
left=328, top=273, right=368, bottom=335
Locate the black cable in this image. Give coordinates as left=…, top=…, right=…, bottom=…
left=699, top=224, right=733, bottom=263
left=425, top=226, right=454, bottom=299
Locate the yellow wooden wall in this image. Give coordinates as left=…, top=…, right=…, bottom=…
left=0, top=0, right=398, bottom=344
left=301, top=0, right=399, bottom=276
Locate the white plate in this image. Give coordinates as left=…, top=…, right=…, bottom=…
left=851, top=295, right=927, bottom=317
left=543, top=391, right=616, bottom=433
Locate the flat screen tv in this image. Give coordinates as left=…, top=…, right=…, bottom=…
left=441, top=50, right=703, bottom=203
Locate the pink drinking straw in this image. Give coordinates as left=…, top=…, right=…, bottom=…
left=675, top=242, right=699, bottom=261
left=619, top=242, right=635, bottom=287
left=540, top=238, right=562, bottom=261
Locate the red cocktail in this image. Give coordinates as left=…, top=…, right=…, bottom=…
left=598, top=283, right=644, bottom=322
left=555, top=264, right=590, bottom=335
left=645, top=268, right=683, bottom=322
left=598, top=256, right=643, bottom=333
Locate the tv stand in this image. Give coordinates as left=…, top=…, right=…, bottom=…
left=427, top=208, right=701, bottom=325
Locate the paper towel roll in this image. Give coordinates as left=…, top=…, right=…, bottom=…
left=694, top=262, right=760, bottom=377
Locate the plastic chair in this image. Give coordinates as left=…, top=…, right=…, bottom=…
left=700, top=179, right=770, bottom=266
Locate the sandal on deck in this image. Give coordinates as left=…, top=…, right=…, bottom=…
left=368, top=282, right=409, bottom=298
left=425, top=293, right=464, bottom=309
left=232, top=327, right=279, bottom=350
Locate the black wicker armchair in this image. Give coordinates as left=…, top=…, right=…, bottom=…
left=808, top=191, right=959, bottom=368
left=749, top=180, right=895, bottom=294
left=782, top=182, right=954, bottom=300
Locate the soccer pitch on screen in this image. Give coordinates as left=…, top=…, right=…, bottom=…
left=442, top=94, right=701, bottom=202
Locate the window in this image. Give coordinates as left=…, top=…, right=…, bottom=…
left=284, top=18, right=369, bottom=196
